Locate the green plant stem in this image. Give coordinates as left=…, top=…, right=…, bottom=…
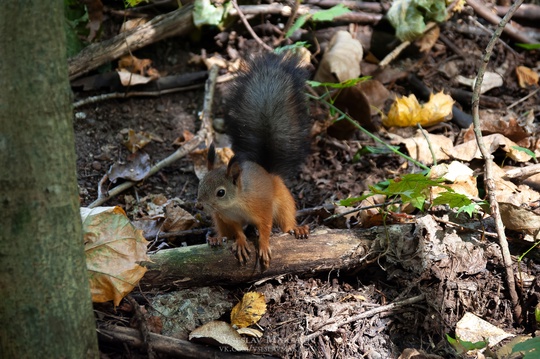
left=308, top=93, right=430, bottom=171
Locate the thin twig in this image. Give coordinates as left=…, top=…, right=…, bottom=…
left=231, top=0, right=273, bottom=52
left=301, top=294, right=426, bottom=344
left=507, top=87, right=540, bottom=110
left=87, top=65, right=220, bottom=208
left=73, top=84, right=203, bottom=108
left=466, top=0, right=534, bottom=44
left=470, top=0, right=523, bottom=321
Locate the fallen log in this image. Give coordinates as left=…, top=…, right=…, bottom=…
left=141, top=225, right=414, bottom=290
left=68, top=4, right=194, bottom=80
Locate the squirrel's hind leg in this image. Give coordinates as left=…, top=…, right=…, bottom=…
left=272, top=178, right=309, bottom=239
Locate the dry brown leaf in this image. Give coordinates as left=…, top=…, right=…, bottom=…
left=172, top=130, right=195, bottom=146
left=499, top=202, right=540, bottom=235
left=81, top=206, right=149, bottom=306
left=162, top=202, right=197, bottom=232
left=358, top=79, right=391, bottom=115
left=390, top=130, right=453, bottom=165
left=450, top=133, right=532, bottom=163
left=456, top=312, right=514, bottom=347
left=189, top=321, right=249, bottom=351
left=123, top=129, right=152, bottom=153
left=314, top=31, right=363, bottom=83
left=230, top=292, right=266, bottom=329
left=456, top=72, right=503, bottom=94
left=430, top=162, right=478, bottom=198
left=117, top=55, right=160, bottom=84
left=415, top=25, right=440, bottom=53
left=461, top=110, right=529, bottom=143
left=120, top=18, right=147, bottom=33
left=108, top=151, right=151, bottom=183
left=516, top=65, right=539, bottom=88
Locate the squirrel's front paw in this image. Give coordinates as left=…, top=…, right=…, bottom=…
left=207, top=235, right=224, bottom=246
left=257, top=246, right=272, bottom=270
left=290, top=225, right=309, bottom=239
left=232, top=240, right=250, bottom=264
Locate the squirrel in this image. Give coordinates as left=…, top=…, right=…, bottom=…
left=197, top=52, right=311, bottom=270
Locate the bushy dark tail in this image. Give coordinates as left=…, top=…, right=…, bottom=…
left=223, top=52, right=311, bottom=179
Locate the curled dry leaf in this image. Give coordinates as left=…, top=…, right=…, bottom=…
left=230, top=292, right=267, bottom=329
left=314, top=31, right=363, bottom=83
left=456, top=312, right=513, bottom=347
left=515, top=66, right=539, bottom=88
left=450, top=133, right=532, bottom=163
left=120, top=18, right=147, bottom=33
left=456, top=72, right=503, bottom=94
left=415, top=24, right=440, bottom=53
left=123, top=129, right=153, bottom=153
left=389, top=130, right=453, bottom=165
left=117, top=55, right=160, bottom=85
left=430, top=161, right=478, bottom=198
left=81, top=206, right=150, bottom=306
left=162, top=202, right=197, bottom=232
left=384, top=92, right=454, bottom=128
left=108, top=150, right=151, bottom=183
left=329, top=84, right=373, bottom=138
left=499, top=202, right=540, bottom=236
left=189, top=321, right=249, bottom=352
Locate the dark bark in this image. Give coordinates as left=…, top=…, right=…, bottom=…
left=0, top=1, right=99, bottom=357
left=141, top=228, right=384, bottom=290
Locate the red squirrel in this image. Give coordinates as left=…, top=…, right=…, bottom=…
left=197, top=52, right=311, bottom=270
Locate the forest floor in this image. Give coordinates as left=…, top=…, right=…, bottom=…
left=71, top=0, right=540, bottom=358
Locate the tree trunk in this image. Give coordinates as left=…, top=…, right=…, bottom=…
left=0, top=2, right=99, bottom=358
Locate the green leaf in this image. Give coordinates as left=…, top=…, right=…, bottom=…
left=381, top=173, right=448, bottom=210
left=311, top=4, right=351, bottom=21
left=387, top=0, right=447, bottom=42
left=512, top=145, right=536, bottom=160
left=307, top=77, right=370, bottom=89
left=536, top=307, right=540, bottom=324
left=286, top=14, right=309, bottom=38
left=339, top=194, right=374, bottom=207
left=512, top=336, right=540, bottom=358
left=124, top=0, right=148, bottom=7
left=446, top=334, right=488, bottom=354
left=432, top=191, right=472, bottom=208
left=274, top=42, right=310, bottom=54
left=193, top=0, right=225, bottom=28
left=456, top=203, right=478, bottom=217
left=516, top=43, right=540, bottom=50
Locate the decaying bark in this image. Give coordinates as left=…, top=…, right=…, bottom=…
left=142, top=226, right=414, bottom=289
left=68, top=5, right=194, bottom=80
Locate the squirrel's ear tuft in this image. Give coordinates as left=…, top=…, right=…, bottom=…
left=207, top=142, right=216, bottom=171
left=226, top=156, right=242, bottom=185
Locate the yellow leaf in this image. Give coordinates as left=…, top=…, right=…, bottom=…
left=384, top=92, right=454, bottom=128
left=230, top=292, right=267, bottom=329
left=384, top=94, right=422, bottom=127
left=82, top=206, right=150, bottom=306
left=419, top=92, right=454, bottom=127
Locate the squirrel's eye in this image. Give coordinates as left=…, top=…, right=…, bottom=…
left=216, top=188, right=226, bottom=197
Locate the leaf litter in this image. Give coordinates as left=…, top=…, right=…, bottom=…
left=71, top=0, right=540, bottom=357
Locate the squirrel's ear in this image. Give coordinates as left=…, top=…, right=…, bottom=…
left=207, top=142, right=216, bottom=171
left=226, top=157, right=242, bottom=185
